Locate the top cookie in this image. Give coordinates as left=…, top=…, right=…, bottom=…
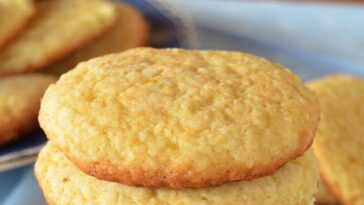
left=43, top=2, right=149, bottom=76
left=39, top=48, right=319, bottom=188
left=308, top=75, right=364, bottom=205
left=0, top=0, right=115, bottom=77
left=0, top=0, right=35, bottom=49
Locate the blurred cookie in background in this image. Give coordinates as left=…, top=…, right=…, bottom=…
left=316, top=179, right=338, bottom=205
left=0, top=0, right=116, bottom=77
left=0, top=74, right=55, bottom=146
left=0, top=0, right=35, bottom=49
left=43, top=2, right=149, bottom=76
left=308, top=75, right=364, bottom=205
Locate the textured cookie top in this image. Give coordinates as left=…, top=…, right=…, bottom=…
left=0, top=74, right=55, bottom=145
left=0, top=0, right=35, bottom=49
left=43, top=2, right=148, bottom=76
left=35, top=143, right=318, bottom=205
left=39, top=48, right=319, bottom=188
left=0, top=0, right=115, bottom=77
left=308, top=75, right=364, bottom=205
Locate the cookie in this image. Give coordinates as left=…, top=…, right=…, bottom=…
left=308, top=75, right=364, bottom=205
left=316, top=179, right=338, bottom=205
left=35, top=143, right=319, bottom=205
left=39, top=48, right=319, bottom=188
left=43, top=2, right=148, bottom=76
left=0, top=0, right=115, bottom=77
left=0, top=0, right=35, bottom=49
left=0, top=74, right=55, bottom=146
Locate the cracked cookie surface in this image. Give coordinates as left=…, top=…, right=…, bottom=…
left=39, top=48, right=319, bottom=188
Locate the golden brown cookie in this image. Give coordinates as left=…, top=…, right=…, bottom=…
left=35, top=143, right=319, bottom=205
left=0, top=74, right=55, bottom=146
left=39, top=48, right=319, bottom=188
left=0, top=0, right=35, bottom=49
left=308, top=75, right=364, bottom=205
left=0, top=0, right=115, bottom=77
left=43, top=2, right=148, bottom=76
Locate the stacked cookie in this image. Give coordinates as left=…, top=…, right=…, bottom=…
left=0, top=0, right=148, bottom=146
left=36, top=48, right=321, bottom=205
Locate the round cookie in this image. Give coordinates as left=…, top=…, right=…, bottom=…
left=0, top=74, right=55, bottom=146
left=308, top=75, right=364, bottom=205
left=43, top=2, right=148, bottom=76
left=0, top=0, right=35, bottom=49
left=35, top=143, right=319, bottom=205
left=0, top=0, right=115, bottom=77
left=39, top=48, right=319, bottom=188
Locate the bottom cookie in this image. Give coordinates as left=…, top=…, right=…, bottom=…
left=35, top=143, right=318, bottom=205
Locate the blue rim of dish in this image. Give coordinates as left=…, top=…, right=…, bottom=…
left=0, top=0, right=198, bottom=172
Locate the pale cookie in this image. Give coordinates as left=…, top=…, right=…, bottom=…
left=43, top=2, right=148, bottom=76
left=308, top=75, right=364, bottom=205
left=39, top=48, right=319, bottom=188
left=0, top=0, right=115, bottom=77
left=35, top=143, right=319, bottom=205
left=0, top=0, right=35, bottom=49
left=0, top=74, right=55, bottom=146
